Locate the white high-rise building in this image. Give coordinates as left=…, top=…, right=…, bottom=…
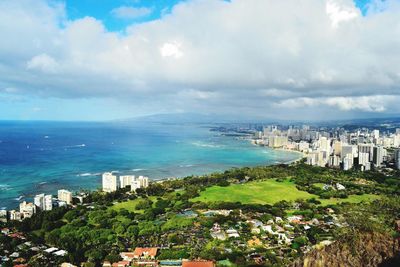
left=120, top=175, right=135, bottom=188
left=268, top=136, right=288, bottom=148
left=58, top=189, right=72, bottom=205
left=358, top=144, right=374, bottom=162
left=318, top=137, right=330, bottom=152
left=19, top=201, right=36, bottom=218
left=102, top=172, right=119, bottom=192
left=44, top=195, right=53, bottom=211
left=373, top=146, right=386, bottom=166
left=0, top=210, right=7, bottom=223
left=138, top=176, right=149, bottom=188
left=341, top=145, right=356, bottom=160
left=34, top=193, right=45, bottom=209
left=343, top=154, right=354, bottom=171
left=10, top=210, right=22, bottom=221
left=372, top=129, right=380, bottom=139
left=131, top=179, right=141, bottom=191
left=358, top=152, right=370, bottom=167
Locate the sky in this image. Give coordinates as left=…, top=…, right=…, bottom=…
left=0, top=0, right=399, bottom=121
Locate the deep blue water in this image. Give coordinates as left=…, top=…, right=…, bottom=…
left=0, top=121, right=300, bottom=209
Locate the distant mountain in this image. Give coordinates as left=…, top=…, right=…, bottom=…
left=117, top=112, right=400, bottom=126
left=120, top=113, right=277, bottom=124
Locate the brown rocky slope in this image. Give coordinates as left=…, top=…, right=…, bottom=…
left=294, top=232, right=400, bottom=267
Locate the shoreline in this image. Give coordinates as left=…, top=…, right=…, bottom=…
left=1, top=134, right=303, bottom=210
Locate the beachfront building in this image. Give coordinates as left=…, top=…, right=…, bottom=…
left=102, top=172, right=119, bottom=192
left=58, top=189, right=73, bottom=205
left=19, top=201, right=36, bottom=218
left=138, top=176, right=149, bottom=188
left=268, top=135, right=288, bottom=148
left=0, top=210, right=7, bottom=223
left=131, top=176, right=149, bottom=191
left=9, top=210, right=22, bottom=221
left=34, top=194, right=53, bottom=211
left=120, top=175, right=134, bottom=188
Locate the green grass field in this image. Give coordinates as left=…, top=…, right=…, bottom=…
left=193, top=179, right=314, bottom=204
left=192, top=179, right=379, bottom=206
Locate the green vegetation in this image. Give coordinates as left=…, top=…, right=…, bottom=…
left=318, top=194, right=380, bottom=206
left=3, top=161, right=399, bottom=266
left=193, top=179, right=380, bottom=206
left=109, top=196, right=157, bottom=213
left=193, top=179, right=314, bottom=204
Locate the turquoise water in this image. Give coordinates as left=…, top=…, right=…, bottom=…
left=0, top=121, right=300, bottom=209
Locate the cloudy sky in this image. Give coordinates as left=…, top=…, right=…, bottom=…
left=0, top=0, right=399, bottom=121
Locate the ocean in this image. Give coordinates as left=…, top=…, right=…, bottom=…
left=0, top=121, right=300, bottom=209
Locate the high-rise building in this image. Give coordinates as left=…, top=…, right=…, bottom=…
left=372, top=129, right=380, bottom=139
left=19, top=201, right=36, bottom=218
left=102, top=172, right=119, bottom=192
left=341, top=145, right=356, bottom=160
left=9, top=210, right=22, bottom=221
left=120, top=175, right=134, bottom=188
left=44, top=195, right=53, bottom=211
left=328, top=155, right=340, bottom=167
left=138, top=176, right=149, bottom=188
left=358, top=144, right=374, bottom=161
left=268, top=136, right=288, bottom=148
left=395, top=149, right=400, bottom=170
left=0, top=210, right=7, bottom=223
left=343, top=154, right=354, bottom=171
left=358, top=152, right=370, bottom=167
left=318, top=137, right=330, bottom=152
left=34, top=193, right=52, bottom=211
left=58, top=189, right=73, bottom=205
left=333, top=140, right=342, bottom=156
left=373, top=146, right=385, bottom=166
left=34, top=193, right=45, bottom=209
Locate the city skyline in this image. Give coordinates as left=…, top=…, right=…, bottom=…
left=1, top=0, right=400, bottom=121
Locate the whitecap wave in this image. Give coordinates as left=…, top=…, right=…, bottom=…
left=77, top=172, right=101, bottom=177
left=132, top=168, right=146, bottom=172
left=179, top=164, right=194, bottom=168
left=64, top=144, right=86, bottom=148
left=191, top=141, right=222, bottom=148
left=14, top=195, right=24, bottom=201
left=0, top=184, right=11, bottom=191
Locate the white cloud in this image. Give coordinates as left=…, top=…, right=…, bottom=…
left=160, top=41, right=184, bottom=58
left=276, top=95, right=396, bottom=112
left=111, top=6, right=152, bottom=19
left=26, top=53, right=59, bottom=73
left=326, top=0, right=359, bottom=28
left=1, top=0, right=400, bottom=119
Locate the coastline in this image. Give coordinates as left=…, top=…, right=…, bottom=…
left=1, top=130, right=303, bottom=209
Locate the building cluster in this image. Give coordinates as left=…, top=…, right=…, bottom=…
left=102, top=172, right=149, bottom=193
left=253, top=125, right=400, bottom=171
left=1, top=189, right=73, bottom=222
left=0, top=227, right=68, bottom=267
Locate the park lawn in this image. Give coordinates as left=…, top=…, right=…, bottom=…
left=110, top=196, right=158, bottom=213
left=192, top=179, right=380, bottom=206
left=192, top=179, right=315, bottom=204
